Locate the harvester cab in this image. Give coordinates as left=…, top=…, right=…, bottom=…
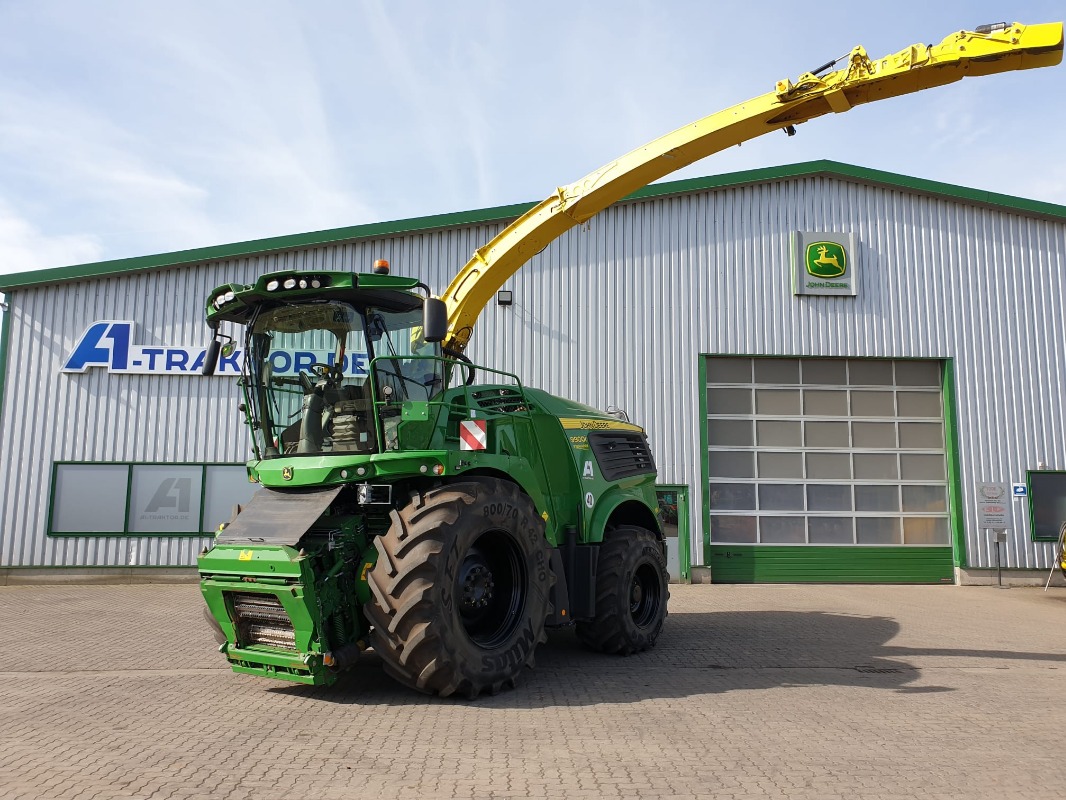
left=203, top=268, right=448, bottom=460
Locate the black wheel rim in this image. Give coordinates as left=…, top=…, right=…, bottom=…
left=457, top=531, right=527, bottom=649
left=629, top=562, right=662, bottom=628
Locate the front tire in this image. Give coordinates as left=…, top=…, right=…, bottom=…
left=576, top=526, right=669, bottom=655
left=365, top=479, right=551, bottom=697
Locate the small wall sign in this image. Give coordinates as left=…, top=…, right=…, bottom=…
left=975, top=481, right=1011, bottom=530
left=792, top=232, right=859, bottom=297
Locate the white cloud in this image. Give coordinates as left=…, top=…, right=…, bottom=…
left=0, top=0, right=1063, bottom=275
left=0, top=80, right=222, bottom=252
left=0, top=1, right=382, bottom=267
left=0, top=199, right=102, bottom=274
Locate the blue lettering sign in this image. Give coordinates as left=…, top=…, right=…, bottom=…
left=142, top=348, right=165, bottom=371
left=62, top=321, right=370, bottom=379
left=270, top=352, right=292, bottom=372
left=293, top=351, right=316, bottom=373
left=166, top=350, right=190, bottom=371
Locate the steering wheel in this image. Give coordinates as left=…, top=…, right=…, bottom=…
left=299, top=362, right=343, bottom=392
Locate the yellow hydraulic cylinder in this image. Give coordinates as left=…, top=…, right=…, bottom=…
left=439, top=21, right=1063, bottom=353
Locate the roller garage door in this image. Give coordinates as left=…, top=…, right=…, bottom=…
left=703, top=356, right=954, bottom=583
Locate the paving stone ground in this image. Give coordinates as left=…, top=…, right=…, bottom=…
left=1, top=582, right=1064, bottom=799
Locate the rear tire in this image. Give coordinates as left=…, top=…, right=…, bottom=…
left=576, top=526, right=668, bottom=655
left=365, top=478, right=551, bottom=697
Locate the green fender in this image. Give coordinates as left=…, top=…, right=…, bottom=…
left=586, top=482, right=661, bottom=544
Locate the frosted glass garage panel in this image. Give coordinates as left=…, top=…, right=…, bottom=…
left=760, top=516, right=805, bottom=543
left=803, top=390, right=847, bottom=416
left=899, top=422, right=943, bottom=449
left=756, top=389, right=800, bottom=415
left=52, top=464, right=129, bottom=533
left=128, top=465, right=204, bottom=534
left=708, top=419, right=753, bottom=446
left=203, top=467, right=260, bottom=533
left=896, top=361, right=940, bottom=387
left=759, top=484, right=804, bottom=510
left=809, top=517, right=854, bottom=544
left=709, top=451, right=755, bottom=478
left=857, top=517, right=901, bottom=544
left=900, top=454, right=945, bottom=480
left=802, top=359, right=847, bottom=384
left=853, top=453, right=899, bottom=480
left=709, top=358, right=752, bottom=383
left=853, top=422, right=895, bottom=448
left=707, top=388, right=752, bottom=414
left=757, top=420, right=801, bottom=446
left=903, top=517, right=950, bottom=545
left=849, top=360, right=893, bottom=385
left=855, top=485, right=900, bottom=512
left=898, top=392, right=942, bottom=417
left=806, top=452, right=851, bottom=479
left=712, top=515, right=757, bottom=543
left=808, top=484, right=852, bottom=511
left=709, top=483, right=756, bottom=510
left=851, top=391, right=895, bottom=416
left=754, top=359, right=799, bottom=384
left=758, top=451, right=803, bottom=478
left=806, top=421, right=849, bottom=447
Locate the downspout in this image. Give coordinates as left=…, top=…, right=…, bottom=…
left=0, top=293, right=10, bottom=429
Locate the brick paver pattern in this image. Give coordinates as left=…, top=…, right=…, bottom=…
left=1, top=583, right=1064, bottom=799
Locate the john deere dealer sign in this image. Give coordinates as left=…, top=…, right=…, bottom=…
left=792, top=232, right=858, bottom=296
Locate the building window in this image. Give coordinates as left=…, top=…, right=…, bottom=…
left=48, top=462, right=258, bottom=536
left=1028, top=471, right=1066, bottom=542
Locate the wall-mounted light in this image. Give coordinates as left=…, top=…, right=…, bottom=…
left=497, top=290, right=513, bottom=306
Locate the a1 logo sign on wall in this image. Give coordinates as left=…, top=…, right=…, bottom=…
left=61, top=320, right=240, bottom=375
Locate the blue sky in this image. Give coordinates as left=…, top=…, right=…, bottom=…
left=0, top=1, right=1063, bottom=277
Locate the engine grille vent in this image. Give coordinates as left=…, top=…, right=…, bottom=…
left=229, top=593, right=296, bottom=650
left=471, top=388, right=529, bottom=413
left=589, top=432, right=656, bottom=481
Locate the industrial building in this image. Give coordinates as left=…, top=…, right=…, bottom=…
left=1, top=160, right=1064, bottom=584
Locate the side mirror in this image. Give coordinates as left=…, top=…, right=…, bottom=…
left=202, top=338, right=221, bottom=376
left=422, top=297, right=447, bottom=343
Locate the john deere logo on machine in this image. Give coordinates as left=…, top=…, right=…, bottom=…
left=282, top=466, right=294, bottom=481
left=805, top=242, right=847, bottom=278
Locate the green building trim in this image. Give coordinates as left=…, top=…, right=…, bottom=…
left=2, top=160, right=1064, bottom=293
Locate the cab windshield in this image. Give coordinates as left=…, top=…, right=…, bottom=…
left=244, top=301, right=442, bottom=457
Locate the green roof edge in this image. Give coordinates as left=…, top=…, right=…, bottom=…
left=0, top=303, right=10, bottom=426
left=2, top=159, right=1064, bottom=292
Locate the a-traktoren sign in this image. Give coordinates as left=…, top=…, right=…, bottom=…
left=61, top=320, right=370, bottom=377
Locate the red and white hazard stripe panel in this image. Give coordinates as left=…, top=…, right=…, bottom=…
left=459, top=419, right=488, bottom=451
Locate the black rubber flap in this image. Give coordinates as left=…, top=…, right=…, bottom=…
left=216, top=485, right=343, bottom=545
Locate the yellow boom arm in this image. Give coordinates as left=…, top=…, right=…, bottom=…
left=440, top=21, right=1063, bottom=352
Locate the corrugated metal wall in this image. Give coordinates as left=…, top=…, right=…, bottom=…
left=2, top=173, right=1064, bottom=570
